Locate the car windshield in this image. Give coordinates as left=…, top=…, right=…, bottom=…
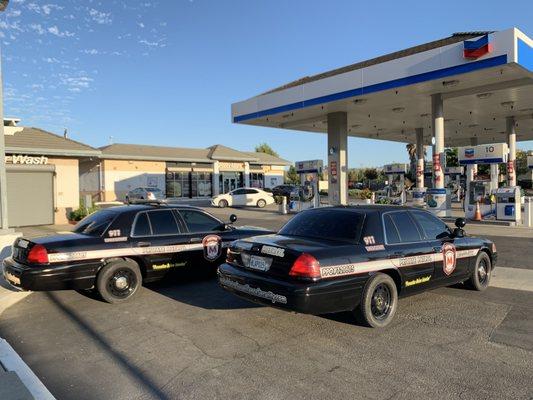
left=279, top=209, right=365, bottom=242
left=73, top=210, right=117, bottom=237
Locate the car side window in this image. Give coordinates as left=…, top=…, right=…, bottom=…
left=147, top=210, right=180, bottom=235
left=232, top=189, right=246, bottom=195
left=411, top=210, right=450, bottom=240
left=383, top=214, right=401, bottom=244
left=133, top=212, right=151, bottom=236
left=180, top=210, right=221, bottom=233
left=385, top=212, right=423, bottom=243
left=245, top=189, right=258, bottom=194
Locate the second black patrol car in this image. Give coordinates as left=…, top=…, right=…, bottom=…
left=3, top=203, right=272, bottom=303
left=218, top=206, right=497, bottom=328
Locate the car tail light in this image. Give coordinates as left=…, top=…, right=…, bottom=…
left=226, top=249, right=236, bottom=263
left=27, top=244, right=49, bottom=264
left=289, top=253, right=320, bottom=279
left=147, top=192, right=156, bottom=200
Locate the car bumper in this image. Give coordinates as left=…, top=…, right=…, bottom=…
left=218, top=263, right=366, bottom=315
left=3, top=257, right=101, bottom=291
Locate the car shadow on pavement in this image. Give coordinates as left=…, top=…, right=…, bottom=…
left=145, top=275, right=262, bottom=311
left=44, top=292, right=173, bottom=400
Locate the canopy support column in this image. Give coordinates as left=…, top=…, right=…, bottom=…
left=327, top=112, right=348, bottom=205
left=428, top=94, right=449, bottom=216
left=415, top=128, right=425, bottom=189
left=506, top=116, right=517, bottom=187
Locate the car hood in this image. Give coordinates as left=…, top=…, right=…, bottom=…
left=27, top=232, right=98, bottom=247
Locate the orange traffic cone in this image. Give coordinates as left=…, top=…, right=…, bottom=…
left=473, top=201, right=482, bottom=221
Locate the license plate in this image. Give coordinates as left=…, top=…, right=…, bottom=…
left=243, top=254, right=272, bottom=271
left=5, top=271, right=21, bottom=285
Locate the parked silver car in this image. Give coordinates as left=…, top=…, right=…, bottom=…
left=125, top=187, right=165, bottom=203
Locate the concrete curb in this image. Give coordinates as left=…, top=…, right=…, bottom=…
left=0, top=339, right=56, bottom=399
left=492, top=267, right=533, bottom=292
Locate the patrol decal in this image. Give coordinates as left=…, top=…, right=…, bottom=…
left=104, top=237, right=128, bottom=243
left=442, top=243, right=457, bottom=276
left=203, top=235, right=222, bottom=261
left=405, top=275, right=431, bottom=287
left=220, top=277, right=287, bottom=304
left=365, top=244, right=385, bottom=252
left=261, top=245, right=285, bottom=258
left=108, top=229, right=121, bottom=237
left=152, top=262, right=187, bottom=270
left=363, top=236, right=376, bottom=245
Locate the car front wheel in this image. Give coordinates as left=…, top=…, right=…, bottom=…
left=355, top=273, right=398, bottom=328
left=466, top=251, right=491, bottom=291
left=96, top=259, right=142, bottom=303
left=218, top=199, right=228, bottom=208
left=257, top=199, right=266, bottom=208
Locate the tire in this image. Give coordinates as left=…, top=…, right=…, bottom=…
left=257, top=199, right=266, bottom=208
left=355, top=273, right=398, bottom=328
left=218, top=199, right=228, bottom=208
left=466, top=251, right=491, bottom=291
left=96, top=259, right=142, bottom=304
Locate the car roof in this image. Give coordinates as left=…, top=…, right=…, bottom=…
left=103, top=203, right=207, bottom=213
left=302, top=205, right=422, bottom=214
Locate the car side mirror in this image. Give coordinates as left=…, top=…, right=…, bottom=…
left=452, top=227, right=464, bottom=238
left=229, top=214, right=237, bottom=223
left=455, top=218, right=466, bottom=229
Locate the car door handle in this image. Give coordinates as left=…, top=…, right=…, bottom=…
left=137, top=242, right=151, bottom=247
left=189, top=238, right=202, bottom=244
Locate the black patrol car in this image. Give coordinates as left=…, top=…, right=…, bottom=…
left=3, top=203, right=272, bottom=303
left=218, top=206, right=497, bottom=328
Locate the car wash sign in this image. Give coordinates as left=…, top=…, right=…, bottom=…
left=5, top=154, right=49, bottom=165
left=458, top=143, right=508, bottom=165
left=296, top=159, right=323, bottom=174
left=383, top=163, right=407, bottom=174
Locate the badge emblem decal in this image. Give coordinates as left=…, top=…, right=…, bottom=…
left=442, top=243, right=457, bottom=276
left=203, top=235, right=222, bottom=261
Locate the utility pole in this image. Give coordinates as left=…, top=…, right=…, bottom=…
left=0, top=0, right=10, bottom=232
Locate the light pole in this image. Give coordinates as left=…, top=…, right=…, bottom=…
left=0, top=0, right=10, bottom=232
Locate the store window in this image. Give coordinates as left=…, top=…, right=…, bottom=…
left=191, top=172, right=212, bottom=197
left=166, top=171, right=189, bottom=198
left=250, top=172, right=264, bottom=188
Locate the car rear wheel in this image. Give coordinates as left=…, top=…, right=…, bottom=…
left=257, top=199, right=266, bottom=208
left=218, top=199, right=228, bottom=208
left=355, top=273, right=398, bottom=328
left=96, top=259, right=142, bottom=304
left=466, top=251, right=491, bottom=291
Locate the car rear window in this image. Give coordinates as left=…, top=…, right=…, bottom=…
left=73, top=210, right=117, bottom=237
left=279, top=210, right=365, bottom=242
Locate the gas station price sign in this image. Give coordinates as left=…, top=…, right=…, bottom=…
left=458, top=143, right=509, bottom=165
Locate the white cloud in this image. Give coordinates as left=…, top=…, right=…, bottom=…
left=138, top=22, right=145, bottom=28
left=48, top=25, right=75, bottom=38
left=82, top=49, right=99, bottom=55
left=42, top=4, right=64, bottom=15
left=31, top=83, right=44, bottom=90
left=7, top=10, right=22, bottom=17
left=29, top=23, right=45, bottom=35
left=139, top=39, right=166, bottom=48
left=43, top=57, right=60, bottom=63
left=89, top=8, right=112, bottom=24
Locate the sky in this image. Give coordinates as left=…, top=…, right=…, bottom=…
left=0, top=0, right=532, bottom=167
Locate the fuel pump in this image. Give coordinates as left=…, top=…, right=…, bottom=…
left=444, top=166, right=464, bottom=203
left=383, top=163, right=407, bottom=205
left=459, top=143, right=508, bottom=220
left=290, top=160, right=323, bottom=212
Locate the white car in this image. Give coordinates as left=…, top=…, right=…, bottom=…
left=212, top=188, right=275, bottom=208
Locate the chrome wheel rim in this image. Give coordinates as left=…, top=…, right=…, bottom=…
left=478, top=260, right=489, bottom=285
left=107, top=269, right=136, bottom=298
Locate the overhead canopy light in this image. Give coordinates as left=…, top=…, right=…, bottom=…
left=476, top=92, right=492, bottom=99
left=500, top=101, right=515, bottom=108
left=353, top=98, right=367, bottom=105
left=392, top=107, right=405, bottom=113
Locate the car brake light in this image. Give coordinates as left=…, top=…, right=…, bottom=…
left=27, top=244, right=49, bottom=264
left=289, top=253, right=320, bottom=279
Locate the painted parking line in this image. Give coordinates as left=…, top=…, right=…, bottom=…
left=491, top=267, right=533, bottom=292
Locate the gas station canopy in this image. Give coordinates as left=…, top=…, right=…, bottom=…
left=232, top=28, right=533, bottom=147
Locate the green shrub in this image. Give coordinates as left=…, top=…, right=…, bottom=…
left=68, top=205, right=98, bottom=222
